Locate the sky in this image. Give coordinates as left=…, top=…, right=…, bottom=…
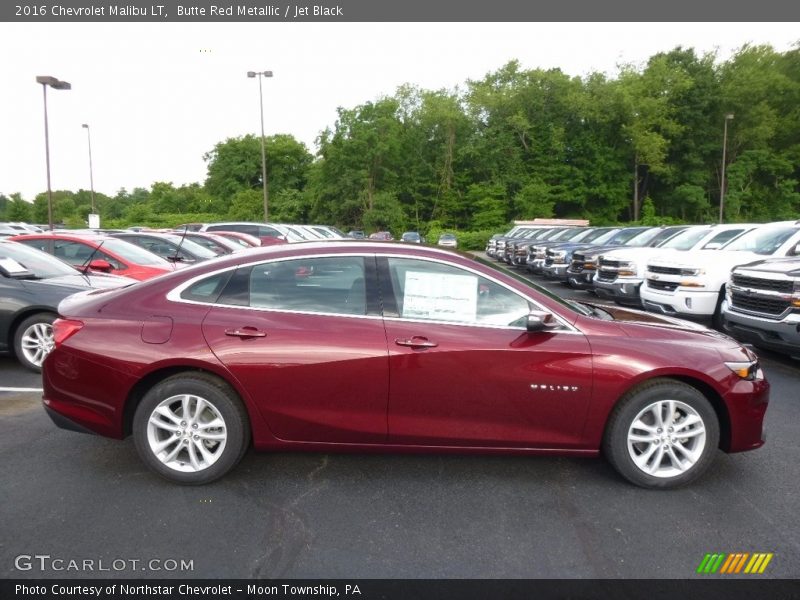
left=1, top=22, right=798, bottom=202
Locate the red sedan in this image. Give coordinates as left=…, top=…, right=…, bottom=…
left=42, top=242, right=769, bottom=488
left=10, top=233, right=173, bottom=281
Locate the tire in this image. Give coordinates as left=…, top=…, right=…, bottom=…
left=13, top=313, right=56, bottom=373
left=711, top=286, right=726, bottom=330
left=603, top=378, right=719, bottom=489
left=133, top=373, right=250, bottom=485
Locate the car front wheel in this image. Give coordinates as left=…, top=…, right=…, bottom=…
left=133, top=373, right=250, bottom=484
left=603, top=379, right=720, bottom=489
left=13, top=312, right=56, bottom=372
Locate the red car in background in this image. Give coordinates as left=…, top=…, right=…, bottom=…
left=173, top=231, right=247, bottom=256
left=43, top=242, right=768, bottom=488
left=213, top=231, right=262, bottom=248
left=9, top=233, right=174, bottom=281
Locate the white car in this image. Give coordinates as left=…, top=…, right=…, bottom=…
left=594, top=224, right=758, bottom=306
left=640, top=221, right=800, bottom=324
left=437, top=233, right=458, bottom=248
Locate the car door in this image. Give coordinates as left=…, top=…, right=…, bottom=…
left=200, top=254, right=390, bottom=444
left=379, top=256, right=594, bottom=448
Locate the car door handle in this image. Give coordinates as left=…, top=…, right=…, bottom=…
left=225, top=327, right=267, bottom=339
left=395, top=336, right=438, bottom=349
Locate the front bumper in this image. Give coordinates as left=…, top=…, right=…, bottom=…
left=724, top=377, right=770, bottom=453
left=543, top=264, right=570, bottom=280
left=593, top=278, right=644, bottom=306
left=527, top=258, right=546, bottom=274
left=640, top=288, right=720, bottom=318
left=722, top=303, right=800, bottom=358
left=567, top=270, right=596, bottom=289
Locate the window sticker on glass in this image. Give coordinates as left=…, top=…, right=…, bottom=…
left=0, top=257, right=28, bottom=274
left=403, top=270, right=477, bottom=322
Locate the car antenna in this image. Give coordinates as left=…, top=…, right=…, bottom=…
left=77, top=240, right=106, bottom=287
left=171, top=227, right=188, bottom=263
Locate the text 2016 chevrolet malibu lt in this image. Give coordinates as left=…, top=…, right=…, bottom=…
left=43, top=242, right=769, bottom=488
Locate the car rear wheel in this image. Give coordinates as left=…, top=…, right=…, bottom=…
left=603, top=379, right=719, bottom=489
left=13, top=313, right=56, bottom=372
left=133, top=373, right=250, bottom=484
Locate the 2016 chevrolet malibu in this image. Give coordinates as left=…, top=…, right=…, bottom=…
left=43, top=242, right=769, bottom=488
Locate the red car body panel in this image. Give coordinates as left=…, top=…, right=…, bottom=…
left=201, top=307, right=390, bottom=443
left=42, top=242, right=769, bottom=459
left=384, top=319, right=594, bottom=448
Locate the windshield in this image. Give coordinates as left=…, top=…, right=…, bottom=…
left=608, top=227, right=649, bottom=245
left=721, top=226, right=799, bottom=255
left=586, top=228, right=621, bottom=245
left=159, top=234, right=218, bottom=258
left=102, top=239, right=172, bottom=265
left=0, top=241, right=78, bottom=278
left=659, top=226, right=711, bottom=250
left=549, top=228, right=582, bottom=242
left=623, top=227, right=664, bottom=248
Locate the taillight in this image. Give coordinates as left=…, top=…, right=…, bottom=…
left=52, top=318, right=84, bottom=347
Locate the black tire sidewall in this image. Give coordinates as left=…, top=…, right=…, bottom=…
left=132, top=374, right=249, bottom=485
left=13, top=313, right=56, bottom=373
left=605, top=381, right=720, bottom=489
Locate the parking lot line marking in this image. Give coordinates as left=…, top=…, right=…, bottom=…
left=0, top=387, right=43, bottom=393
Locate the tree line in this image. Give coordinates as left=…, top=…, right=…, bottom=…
left=2, top=44, right=799, bottom=239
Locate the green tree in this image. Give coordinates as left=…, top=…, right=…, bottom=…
left=6, top=193, right=33, bottom=222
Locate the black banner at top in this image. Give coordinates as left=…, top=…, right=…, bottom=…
left=3, top=0, right=800, bottom=22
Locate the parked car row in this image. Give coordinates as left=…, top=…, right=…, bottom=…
left=0, top=222, right=45, bottom=236
left=0, top=220, right=347, bottom=371
left=492, top=221, right=800, bottom=359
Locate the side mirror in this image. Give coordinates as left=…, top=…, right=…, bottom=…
left=88, top=259, right=113, bottom=272
left=704, top=242, right=722, bottom=250
left=526, top=310, right=559, bottom=332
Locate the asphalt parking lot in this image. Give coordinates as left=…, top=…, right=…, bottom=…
left=1, top=267, right=799, bottom=579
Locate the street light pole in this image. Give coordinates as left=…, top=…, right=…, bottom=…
left=82, top=124, right=96, bottom=215
left=247, top=70, right=273, bottom=223
left=36, top=75, right=71, bottom=231
left=719, top=113, right=734, bottom=224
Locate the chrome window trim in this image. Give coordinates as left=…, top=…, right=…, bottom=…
left=165, top=251, right=581, bottom=333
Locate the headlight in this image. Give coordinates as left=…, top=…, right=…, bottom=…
left=618, top=262, right=637, bottom=276
left=725, top=360, right=764, bottom=381
left=680, top=268, right=705, bottom=276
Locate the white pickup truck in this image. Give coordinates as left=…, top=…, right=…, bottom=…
left=722, top=257, right=800, bottom=359
left=593, top=224, right=757, bottom=306
left=640, top=221, right=800, bottom=324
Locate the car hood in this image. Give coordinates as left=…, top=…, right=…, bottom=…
left=648, top=249, right=763, bottom=269
left=734, top=257, right=800, bottom=277
left=24, top=273, right=136, bottom=292
left=571, top=243, right=627, bottom=257
left=590, top=302, right=744, bottom=349
left=599, top=247, right=680, bottom=262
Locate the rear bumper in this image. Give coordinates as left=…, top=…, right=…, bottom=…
left=43, top=404, right=97, bottom=435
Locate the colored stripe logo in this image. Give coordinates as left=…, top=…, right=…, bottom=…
left=696, top=553, right=773, bottom=574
